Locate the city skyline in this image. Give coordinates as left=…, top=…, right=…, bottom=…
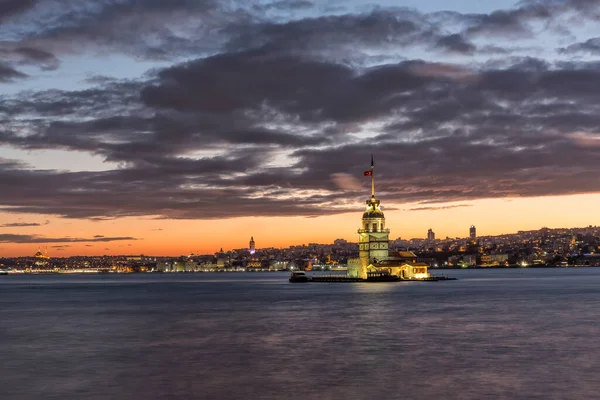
left=3, top=1, right=600, bottom=256
left=3, top=205, right=600, bottom=257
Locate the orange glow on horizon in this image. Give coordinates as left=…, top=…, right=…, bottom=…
left=1, top=193, right=600, bottom=257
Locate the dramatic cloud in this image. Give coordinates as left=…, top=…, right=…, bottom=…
left=0, top=234, right=137, bottom=244
left=3, top=0, right=600, bottom=223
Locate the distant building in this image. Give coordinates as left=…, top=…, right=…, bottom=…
left=249, top=236, right=256, bottom=255
left=470, top=225, right=477, bottom=240
left=34, top=247, right=50, bottom=259
left=448, top=254, right=477, bottom=267
left=480, top=254, right=509, bottom=266
left=215, top=248, right=227, bottom=268
left=427, top=228, right=435, bottom=241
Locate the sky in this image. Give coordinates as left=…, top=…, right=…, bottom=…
left=2, top=0, right=600, bottom=256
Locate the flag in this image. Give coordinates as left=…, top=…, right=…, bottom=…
left=364, top=170, right=372, bottom=176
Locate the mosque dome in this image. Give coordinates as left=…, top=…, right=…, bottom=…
left=34, top=248, right=49, bottom=259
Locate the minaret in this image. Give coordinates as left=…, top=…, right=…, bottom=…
left=354, top=155, right=389, bottom=278
left=249, top=236, right=256, bottom=255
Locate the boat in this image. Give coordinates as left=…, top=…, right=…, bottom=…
left=289, top=270, right=310, bottom=283
left=0, top=270, right=8, bottom=275
left=366, top=271, right=400, bottom=282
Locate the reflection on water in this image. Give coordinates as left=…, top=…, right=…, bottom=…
left=2, top=269, right=600, bottom=399
left=350, top=281, right=402, bottom=293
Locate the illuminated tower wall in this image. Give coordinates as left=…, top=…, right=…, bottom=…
left=470, top=225, right=476, bottom=240
left=358, top=197, right=389, bottom=265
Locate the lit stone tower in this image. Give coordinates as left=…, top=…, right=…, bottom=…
left=348, top=155, right=389, bottom=278
left=249, top=236, right=256, bottom=255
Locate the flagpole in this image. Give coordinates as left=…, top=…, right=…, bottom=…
left=371, top=154, right=375, bottom=198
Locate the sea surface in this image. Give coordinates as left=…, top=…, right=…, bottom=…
left=1, top=268, right=600, bottom=400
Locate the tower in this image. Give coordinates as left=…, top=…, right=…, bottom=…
left=427, top=228, right=435, bottom=241
left=470, top=225, right=476, bottom=240
left=249, top=236, right=256, bottom=255
left=355, top=155, right=389, bottom=278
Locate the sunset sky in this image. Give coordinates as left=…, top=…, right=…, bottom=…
left=2, top=0, right=600, bottom=256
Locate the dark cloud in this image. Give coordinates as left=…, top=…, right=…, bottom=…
left=560, top=37, right=600, bottom=55
left=0, top=62, right=27, bottom=82
left=1, top=0, right=244, bottom=60
left=0, top=0, right=596, bottom=70
left=4, top=55, right=600, bottom=217
left=0, top=234, right=137, bottom=243
left=461, top=1, right=600, bottom=39
left=408, top=205, right=473, bottom=212
left=3, top=1, right=600, bottom=222
left=140, top=52, right=459, bottom=125
left=225, top=10, right=432, bottom=54
left=1, top=222, right=41, bottom=227
left=0, top=0, right=38, bottom=21
left=435, top=34, right=476, bottom=54
left=464, top=8, right=546, bottom=38
left=0, top=46, right=60, bottom=70
left=257, top=0, right=314, bottom=11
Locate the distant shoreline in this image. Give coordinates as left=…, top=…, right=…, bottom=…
left=3, top=265, right=600, bottom=275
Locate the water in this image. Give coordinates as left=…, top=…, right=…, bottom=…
left=1, top=268, right=600, bottom=399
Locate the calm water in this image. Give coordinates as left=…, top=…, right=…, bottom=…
left=2, top=268, right=600, bottom=399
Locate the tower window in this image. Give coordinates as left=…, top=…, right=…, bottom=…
left=372, top=223, right=377, bottom=232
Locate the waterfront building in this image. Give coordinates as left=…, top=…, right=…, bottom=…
left=480, top=254, right=509, bottom=266
left=246, top=259, right=262, bottom=269
left=347, top=157, right=428, bottom=280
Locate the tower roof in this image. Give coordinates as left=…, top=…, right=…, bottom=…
left=363, top=197, right=384, bottom=219
left=363, top=208, right=384, bottom=219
